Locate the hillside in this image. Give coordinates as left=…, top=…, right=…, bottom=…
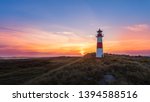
left=0, top=53, right=150, bottom=85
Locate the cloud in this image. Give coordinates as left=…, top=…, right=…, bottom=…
left=0, top=47, right=82, bottom=57
left=124, top=50, right=150, bottom=56
left=0, top=26, right=96, bottom=57
left=0, top=44, right=9, bottom=48
left=112, top=50, right=150, bottom=56
left=0, top=26, right=26, bottom=33
left=0, top=48, right=52, bottom=57
left=125, top=24, right=149, bottom=32
left=55, top=31, right=75, bottom=35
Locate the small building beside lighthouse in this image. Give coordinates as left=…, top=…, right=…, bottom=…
left=96, top=28, right=104, bottom=58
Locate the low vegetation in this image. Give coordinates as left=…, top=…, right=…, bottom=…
left=0, top=53, right=150, bottom=85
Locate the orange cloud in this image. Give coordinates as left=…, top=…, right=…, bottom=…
left=103, top=24, right=150, bottom=55
left=0, top=26, right=96, bottom=57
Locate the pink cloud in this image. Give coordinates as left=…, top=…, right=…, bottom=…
left=125, top=24, right=149, bottom=32
left=119, top=24, right=150, bottom=41
left=0, top=47, right=82, bottom=57
left=111, top=50, right=150, bottom=56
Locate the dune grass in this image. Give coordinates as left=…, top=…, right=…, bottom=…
left=0, top=53, right=150, bottom=85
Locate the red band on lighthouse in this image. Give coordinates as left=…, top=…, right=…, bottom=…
left=97, top=42, right=102, bottom=48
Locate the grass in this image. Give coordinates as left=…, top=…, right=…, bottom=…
left=0, top=53, right=150, bottom=85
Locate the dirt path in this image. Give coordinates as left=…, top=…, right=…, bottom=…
left=23, top=58, right=82, bottom=84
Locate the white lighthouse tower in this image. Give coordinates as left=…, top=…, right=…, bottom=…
left=96, top=28, right=104, bottom=58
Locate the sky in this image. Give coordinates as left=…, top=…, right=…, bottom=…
left=0, top=0, right=150, bottom=57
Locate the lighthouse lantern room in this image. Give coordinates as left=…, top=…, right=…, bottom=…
left=96, top=28, right=104, bottom=58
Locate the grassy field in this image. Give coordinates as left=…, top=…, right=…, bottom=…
left=0, top=53, right=150, bottom=85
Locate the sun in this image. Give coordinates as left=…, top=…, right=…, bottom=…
left=80, top=50, right=85, bottom=55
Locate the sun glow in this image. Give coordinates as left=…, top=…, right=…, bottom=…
left=80, top=49, right=85, bottom=55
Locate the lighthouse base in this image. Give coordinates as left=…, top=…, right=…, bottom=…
left=96, top=48, right=103, bottom=58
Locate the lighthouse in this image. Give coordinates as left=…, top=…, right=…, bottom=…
left=96, top=28, right=104, bottom=58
